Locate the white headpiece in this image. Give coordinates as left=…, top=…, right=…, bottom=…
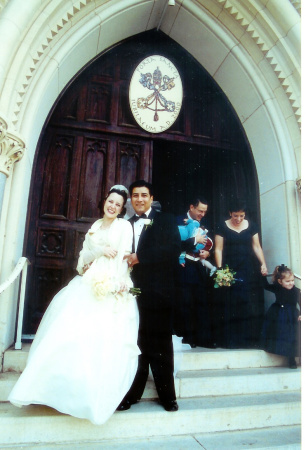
left=110, top=185, right=129, bottom=195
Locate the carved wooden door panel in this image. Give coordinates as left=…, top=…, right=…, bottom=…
left=23, top=130, right=152, bottom=335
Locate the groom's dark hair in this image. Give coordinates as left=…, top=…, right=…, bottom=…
left=129, top=180, right=153, bottom=196
left=190, top=197, right=208, bottom=207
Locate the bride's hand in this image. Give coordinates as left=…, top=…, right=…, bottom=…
left=103, top=246, right=118, bottom=258
left=83, top=262, right=92, bottom=273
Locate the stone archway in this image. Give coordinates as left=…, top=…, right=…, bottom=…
left=0, top=0, right=300, bottom=351
left=22, top=31, right=261, bottom=335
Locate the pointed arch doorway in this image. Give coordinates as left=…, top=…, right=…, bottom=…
left=22, top=31, right=260, bottom=337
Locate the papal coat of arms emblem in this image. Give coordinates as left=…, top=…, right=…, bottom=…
left=129, top=55, right=183, bottom=133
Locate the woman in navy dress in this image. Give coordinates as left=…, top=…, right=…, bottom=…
left=262, top=265, right=301, bottom=368
left=214, top=200, right=268, bottom=349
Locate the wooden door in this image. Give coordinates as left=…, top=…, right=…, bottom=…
left=152, top=141, right=259, bottom=231
left=23, top=130, right=152, bottom=335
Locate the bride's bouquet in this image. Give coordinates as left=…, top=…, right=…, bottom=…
left=83, top=260, right=141, bottom=300
left=92, top=273, right=119, bottom=299
left=213, top=265, right=236, bottom=288
left=92, top=273, right=141, bottom=300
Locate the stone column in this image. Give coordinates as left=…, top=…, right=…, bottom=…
left=0, top=116, right=25, bottom=214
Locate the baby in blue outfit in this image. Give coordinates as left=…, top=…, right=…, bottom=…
left=178, top=219, right=216, bottom=276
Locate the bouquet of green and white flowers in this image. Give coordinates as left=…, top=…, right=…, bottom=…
left=213, top=265, right=236, bottom=288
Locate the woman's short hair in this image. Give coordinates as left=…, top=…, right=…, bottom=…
left=228, top=199, right=247, bottom=214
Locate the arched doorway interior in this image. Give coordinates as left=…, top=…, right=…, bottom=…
left=22, top=30, right=260, bottom=336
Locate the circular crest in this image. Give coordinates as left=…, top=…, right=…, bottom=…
left=129, top=55, right=183, bottom=134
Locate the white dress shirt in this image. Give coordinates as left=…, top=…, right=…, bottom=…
left=133, top=207, right=152, bottom=251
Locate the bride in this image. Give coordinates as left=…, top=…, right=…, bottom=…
left=8, top=185, right=140, bottom=425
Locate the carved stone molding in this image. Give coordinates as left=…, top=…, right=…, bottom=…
left=0, top=0, right=8, bottom=13
left=0, top=116, right=25, bottom=177
left=11, top=0, right=94, bottom=127
left=6, top=0, right=300, bottom=129
left=215, top=0, right=301, bottom=126
left=290, top=0, right=301, bottom=15
left=296, top=178, right=301, bottom=193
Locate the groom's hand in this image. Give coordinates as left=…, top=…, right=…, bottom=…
left=124, top=253, right=139, bottom=268
left=196, top=233, right=207, bottom=245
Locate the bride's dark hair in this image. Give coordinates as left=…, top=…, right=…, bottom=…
left=104, top=187, right=128, bottom=218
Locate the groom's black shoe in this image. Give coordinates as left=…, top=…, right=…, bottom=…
left=161, top=400, right=179, bottom=412
left=116, top=400, right=131, bottom=411
left=116, top=399, right=138, bottom=411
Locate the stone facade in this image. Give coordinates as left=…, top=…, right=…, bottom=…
left=0, top=0, right=301, bottom=354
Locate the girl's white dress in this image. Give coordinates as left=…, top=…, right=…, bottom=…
left=8, top=218, right=140, bottom=425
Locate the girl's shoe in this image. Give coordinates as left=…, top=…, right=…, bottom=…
left=210, top=266, right=217, bottom=277
left=288, top=357, right=297, bottom=369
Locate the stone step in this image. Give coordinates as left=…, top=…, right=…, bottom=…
left=1, top=366, right=300, bottom=403
left=177, top=366, right=301, bottom=398
left=0, top=392, right=300, bottom=446
left=0, top=425, right=301, bottom=449
left=180, top=347, right=290, bottom=370
left=100, top=366, right=301, bottom=401
left=3, top=344, right=30, bottom=373
left=3, top=345, right=291, bottom=373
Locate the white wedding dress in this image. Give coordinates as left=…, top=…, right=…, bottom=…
left=9, top=218, right=140, bottom=425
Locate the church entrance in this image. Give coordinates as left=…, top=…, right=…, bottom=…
left=22, top=30, right=260, bottom=336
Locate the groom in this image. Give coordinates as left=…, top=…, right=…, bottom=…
left=118, top=180, right=181, bottom=412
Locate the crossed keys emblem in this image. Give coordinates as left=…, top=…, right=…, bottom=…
left=137, top=67, right=176, bottom=122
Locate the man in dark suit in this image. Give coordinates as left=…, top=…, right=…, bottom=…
left=117, top=180, right=181, bottom=412
left=174, top=197, right=212, bottom=348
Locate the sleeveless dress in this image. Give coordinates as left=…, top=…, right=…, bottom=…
left=213, top=221, right=263, bottom=349
left=8, top=218, right=140, bottom=425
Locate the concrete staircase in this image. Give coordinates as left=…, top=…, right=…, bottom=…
left=0, top=345, right=301, bottom=448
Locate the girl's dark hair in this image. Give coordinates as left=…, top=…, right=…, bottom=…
left=272, top=264, right=293, bottom=284
left=104, top=188, right=128, bottom=218
left=228, top=199, right=247, bottom=214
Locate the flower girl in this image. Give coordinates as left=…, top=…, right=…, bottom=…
left=262, top=264, right=301, bottom=368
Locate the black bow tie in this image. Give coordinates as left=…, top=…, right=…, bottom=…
left=132, top=213, right=147, bottom=223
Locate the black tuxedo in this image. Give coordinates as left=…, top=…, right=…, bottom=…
left=124, top=208, right=181, bottom=404
left=131, top=208, right=181, bottom=308
left=174, top=213, right=212, bottom=346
